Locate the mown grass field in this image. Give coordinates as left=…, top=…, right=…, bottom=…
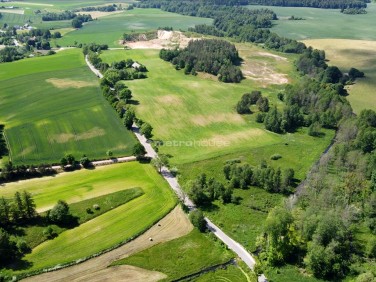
left=0, top=48, right=136, bottom=165
left=100, top=47, right=310, bottom=166
left=2, top=162, right=176, bottom=276
left=195, top=264, right=250, bottom=282
left=249, top=3, right=376, bottom=40
left=56, top=9, right=212, bottom=47
left=23, top=188, right=144, bottom=249
left=303, top=39, right=376, bottom=114
left=112, top=229, right=234, bottom=281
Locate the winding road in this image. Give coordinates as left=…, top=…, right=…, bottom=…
left=85, top=56, right=257, bottom=270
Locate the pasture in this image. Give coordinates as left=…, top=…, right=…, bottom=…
left=0, top=48, right=136, bottom=165
left=100, top=47, right=305, bottom=165
left=303, top=39, right=376, bottom=114
left=195, top=265, right=250, bottom=282
left=100, top=48, right=332, bottom=169
left=56, top=9, right=213, bottom=48
left=3, top=162, right=176, bottom=276
left=249, top=3, right=376, bottom=40
left=111, top=229, right=234, bottom=281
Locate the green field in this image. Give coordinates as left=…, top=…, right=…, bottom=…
left=112, top=229, right=234, bottom=281
left=0, top=48, right=136, bottom=165
left=195, top=264, right=250, bottom=282
left=303, top=39, right=376, bottom=114
left=56, top=9, right=213, bottom=47
left=100, top=47, right=305, bottom=166
left=1, top=162, right=176, bottom=276
left=249, top=3, right=376, bottom=40
left=100, top=47, right=334, bottom=253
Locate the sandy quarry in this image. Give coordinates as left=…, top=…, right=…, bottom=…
left=124, top=30, right=199, bottom=49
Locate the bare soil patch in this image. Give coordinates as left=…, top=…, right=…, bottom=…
left=206, top=128, right=266, bottom=145
left=78, top=10, right=123, bottom=19
left=191, top=113, right=245, bottom=127
left=257, top=52, right=288, bottom=61
left=51, top=127, right=105, bottom=143
left=46, top=78, right=97, bottom=89
left=241, top=61, right=288, bottom=86
left=23, top=206, right=192, bottom=282
left=124, top=30, right=200, bottom=50
left=155, top=95, right=184, bottom=106
left=0, top=9, right=24, bottom=14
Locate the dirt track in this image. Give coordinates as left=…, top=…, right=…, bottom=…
left=23, top=206, right=193, bottom=282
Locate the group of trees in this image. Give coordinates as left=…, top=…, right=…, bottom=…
left=71, top=14, right=93, bottom=28
left=256, top=107, right=376, bottom=279
left=76, top=4, right=119, bottom=12
left=0, top=192, right=72, bottom=266
left=42, top=10, right=76, bottom=21
left=224, top=160, right=295, bottom=193
left=40, top=10, right=92, bottom=28
left=0, top=191, right=36, bottom=225
left=0, top=162, right=56, bottom=183
left=236, top=91, right=269, bottom=114
left=60, top=153, right=92, bottom=168
left=187, top=173, right=233, bottom=206
left=160, top=39, right=243, bottom=83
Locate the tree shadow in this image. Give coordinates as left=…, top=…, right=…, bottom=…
left=127, top=99, right=139, bottom=105
left=7, top=258, right=33, bottom=271
left=200, top=203, right=219, bottom=212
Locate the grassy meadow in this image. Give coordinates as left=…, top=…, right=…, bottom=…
left=56, top=9, right=213, bottom=47
left=303, top=39, right=376, bottom=114
left=0, top=48, right=136, bottom=165
left=100, top=47, right=313, bottom=166
left=1, top=162, right=176, bottom=276
left=100, top=46, right=334, bottom=254
left=112, top=229, right=234, bottom=281
left=195, top=264, right=251, bottom=282
left=249, top=3, right=376, bottom=40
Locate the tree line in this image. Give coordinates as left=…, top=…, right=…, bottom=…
left=75, top=4, right=119, bottom=12
left=160, top=39, right=243, bottom=83
left=248, top=0, right=369, bottom=9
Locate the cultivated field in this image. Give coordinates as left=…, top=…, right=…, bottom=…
left=56, top=9, right=212, bottom=47
left=1, top=162, right=176, bottom=276
left=303, top=39, right=376, bottom=114
left=249, top=3, right=376, bottom=40
left=0, top=48, right=136, bottom=165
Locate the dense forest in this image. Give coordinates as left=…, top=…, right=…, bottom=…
left=249, top=0, right=369, bottom=9
left=160, top=39, right=243, bottom=82
left=138, top=0, right=370, bottom=9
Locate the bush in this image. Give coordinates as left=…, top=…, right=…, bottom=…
left=93, top=204, right=100, bottom=210
left=189, top=210, right=206, bottom=232
left=49, top=200, right=70, bottom=224
left=270, top=154, right=282, bottom=160
left=43, top=226, right=56, bottom=239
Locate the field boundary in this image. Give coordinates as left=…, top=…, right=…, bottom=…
left=2, top=130, right=12, bottom=163
left=16, top=203, right=178, bottom=281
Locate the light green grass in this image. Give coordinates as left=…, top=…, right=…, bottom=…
left=6, top=162, right=176, bottom=276
left=21, top=187, right=144, bottom=249
left=195, top=264, right=250, bottom=282
left=56, top=8, right=212, bottom=47
left=302, top=39, right=376, bottom=114
left=0, top=162, right=163, bottom=212
left=100, top=46, right=299, bottom=165
left=248, top=3, right=376, bottom=40
left=111, top=229, right=233, bottom=281
left=0, top=48, right=136, bottom=165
